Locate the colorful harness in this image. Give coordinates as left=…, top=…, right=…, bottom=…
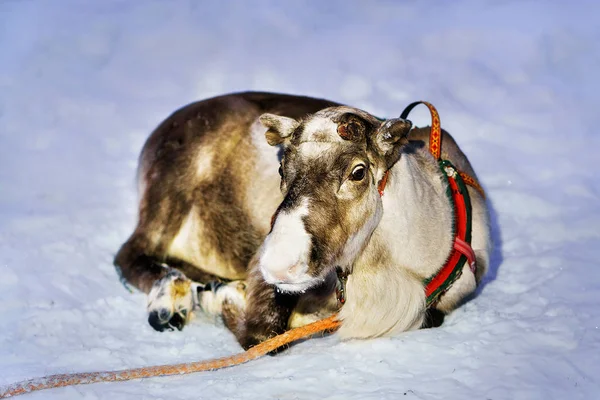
left=378, top=101, right=485, bottom=308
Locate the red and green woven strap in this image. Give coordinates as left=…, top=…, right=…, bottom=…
left=423, top=160, right=473, bottom=307
left=399, top=101, right=478, bottom=308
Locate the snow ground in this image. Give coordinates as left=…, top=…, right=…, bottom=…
left=1, top=0, right=599, bottom=399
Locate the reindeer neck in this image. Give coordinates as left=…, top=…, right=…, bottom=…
left=359, top=149, right=455, bottom=279
left=336, top=151, right=454, bottom=338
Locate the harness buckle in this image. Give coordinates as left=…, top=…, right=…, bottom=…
left=442, top=163, right=457, bottom=179
left=335, top=267, right=348, bottom=304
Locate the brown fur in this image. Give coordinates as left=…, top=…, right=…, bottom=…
left=115, top=93, right=340, bottom=293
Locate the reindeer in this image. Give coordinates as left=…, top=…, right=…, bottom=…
left=114, top=91, right=491, bottom=349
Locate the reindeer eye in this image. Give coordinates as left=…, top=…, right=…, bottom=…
left=350, top=165, right=366, bottom=181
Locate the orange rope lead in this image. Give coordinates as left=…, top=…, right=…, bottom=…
left=0, top=315, right=340, bottom=399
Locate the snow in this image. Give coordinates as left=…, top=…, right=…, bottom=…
left=1, top=0, right=599, bottom=398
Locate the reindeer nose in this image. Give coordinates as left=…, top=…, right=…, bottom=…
left=266, top=263, right=308, bottom=283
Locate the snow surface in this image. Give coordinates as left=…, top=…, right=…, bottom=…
left=1, top=0, right=599, bottom=399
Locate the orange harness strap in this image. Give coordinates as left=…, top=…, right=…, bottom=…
left=399, top=100, right=485, bottom=199
left=377, top=102, right=485, bottom=199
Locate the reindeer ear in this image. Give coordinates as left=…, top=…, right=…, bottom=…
left=259, top=113, right=300, bottom=146
left=336, top=113, right=368, bottom=142
left=373, top=118, right=412, bottom=154
left=373, top=118, right=412, bottom=166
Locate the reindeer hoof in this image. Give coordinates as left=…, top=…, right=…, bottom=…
left=147, top=270, right=194, bottom=332
left=148, top=308, right=187, bottom=332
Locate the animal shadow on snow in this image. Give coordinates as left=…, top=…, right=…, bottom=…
left=466, top=196, right=503, bottom=302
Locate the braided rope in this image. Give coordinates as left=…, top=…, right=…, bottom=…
left=0, top=315, right=340, bottom=398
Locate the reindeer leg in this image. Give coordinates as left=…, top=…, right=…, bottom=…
left=114, top=225, right=226, bottom=332
left=113, top=233, right=168, bottom=294
left=217, top=260, right=298, bottom=351
left=113, top=234, right=191, bottom=332
left=145, top=257, right=235, bottom=332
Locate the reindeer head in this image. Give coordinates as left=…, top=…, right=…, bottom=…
left=257, top=106, right=412, bottom=293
